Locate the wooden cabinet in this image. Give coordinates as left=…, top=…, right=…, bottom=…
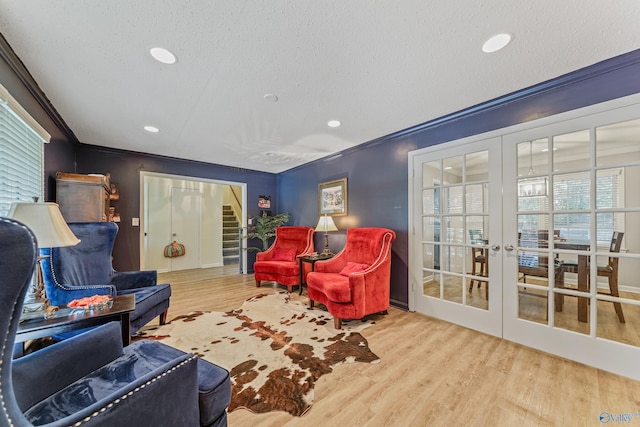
left=56, top=172, right=111, bottom=222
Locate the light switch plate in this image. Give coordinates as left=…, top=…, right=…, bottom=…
left=132, top=217, right=140, bottom=226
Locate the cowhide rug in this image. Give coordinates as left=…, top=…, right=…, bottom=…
left=138, top=292, right=380, bottom=416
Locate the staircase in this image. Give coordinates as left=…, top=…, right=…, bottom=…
left=222, top=205, right=240, bottom=265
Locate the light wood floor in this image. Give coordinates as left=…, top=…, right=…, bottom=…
left=425, top=275, right=640, bottom=347
left=157, top=266, right=640, bottom=427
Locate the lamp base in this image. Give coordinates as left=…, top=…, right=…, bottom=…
left=322, top=233, right=333, bottom=255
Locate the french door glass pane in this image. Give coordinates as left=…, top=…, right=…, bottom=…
left=422, top=189, right=437, bottom=215
left=596, top=118, right=640, bottom=167
left=465, top=151, right=489, bottom=182
left=518, top=287, right=548, bottom=324
left=553, top=172, right=591, bottom=211
left=597, top=301, right=640, bottom=347
left=466, top=216, right=488, bottom=244
left=422, top=270, right=439, bottom=298
left=553, top=129, right=590, bottom=170
left=443, top=186, right=464, bottom=214
left=441, top=216, right=463, bottom=244
left=517, top=138, right=549, bottom=176
left=422, top=160, right=441, bottom=187
left=422, top=216, right=437, bottom=242
left=440, top=245, right=464, bottom=274
left=442, top=273, right=463, bottom=303
left=443, top=156, right=463, bottom=180
left=465, top=183, right=487, bottom=213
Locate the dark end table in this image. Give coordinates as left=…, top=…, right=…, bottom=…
left=17, top=294, right=136, bottom=347
left=298, top=253, right=335, bottom=295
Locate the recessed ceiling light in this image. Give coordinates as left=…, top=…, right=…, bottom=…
left=327, top=120, right=341, bottom=128
left=150, top=47, right=177, bottom=64
left=482, top=33, right=512, bottom=53
left=264, top=94, right=278, bottom=103
left=144, top=125, right=159, bottom=133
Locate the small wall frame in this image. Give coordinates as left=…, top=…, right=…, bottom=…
left=318, top=178, right=347, bottom=216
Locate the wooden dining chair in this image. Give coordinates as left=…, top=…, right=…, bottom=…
left=468, top=229, right=488, bottom=299
left=558, top=231, right=625, bottom=323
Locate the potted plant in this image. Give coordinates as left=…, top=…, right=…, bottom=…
left=246, top=212, right=290, bottom=252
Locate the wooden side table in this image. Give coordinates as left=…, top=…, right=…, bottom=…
left=298, top=253, right=334, bottom=295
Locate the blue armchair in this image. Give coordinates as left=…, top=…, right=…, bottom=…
left=1, top=217, right=231, bottom=426
left=40, top=222, right=171, bottom=334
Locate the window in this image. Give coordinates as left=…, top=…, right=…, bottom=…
left=553, top=170, right=622, bottom=244
left=0, top=84, right=49, bottom=216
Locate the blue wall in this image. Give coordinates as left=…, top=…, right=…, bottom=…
left=74, top=144, right=278, bottom=272
left=279, top=49, right=640, bottom=309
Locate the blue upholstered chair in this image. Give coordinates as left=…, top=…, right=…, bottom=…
left=40, top=222, right=171, bottom=335
left=1, top=217, right=231, bottom=426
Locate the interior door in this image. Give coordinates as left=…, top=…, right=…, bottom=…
left=502, top=108, right=640, bottom=380
left=411, top=137, right=503, bottom=337
left=410, top=95, right=640, bottom=379
left=170, top=187, right=201, bottom=271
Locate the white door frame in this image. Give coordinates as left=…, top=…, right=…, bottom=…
left=139, top=171, right=248, bottom=274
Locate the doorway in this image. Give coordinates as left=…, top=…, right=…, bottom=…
left=409, top=93, right=640, bottom=379
left=140, top=172, right=247, bottom=274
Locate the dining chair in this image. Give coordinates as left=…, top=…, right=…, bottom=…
left=558, top=231, right=625, bottom=323
left=468, top=229, right=488, bottom=299
left=518, top=230, right=552, bottom=284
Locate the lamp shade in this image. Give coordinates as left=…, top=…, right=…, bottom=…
left=315, top=215, right=338, bottom=233
left=8, top=202, right=80, bottom=247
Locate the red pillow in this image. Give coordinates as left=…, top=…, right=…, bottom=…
left=271, top=248, right=297, bottom=261
left=339, top=262, right=369, bottom=276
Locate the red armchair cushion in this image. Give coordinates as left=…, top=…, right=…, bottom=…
left=271, top=248, right=297, bottom=262
left=339, top=262, right=369, bottom=276
left=253, top=260, right=299, bottom=276
left=308, top=273, right=351, bottom=302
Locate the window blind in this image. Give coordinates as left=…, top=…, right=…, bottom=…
left=0, top=84, right=48, bottom=216
left=553, top=171, right=621, bottom=244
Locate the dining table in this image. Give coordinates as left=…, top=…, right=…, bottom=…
left=554, top=239, right=590, bottom=322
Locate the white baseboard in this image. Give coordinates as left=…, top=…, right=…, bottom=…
left=201, top=262, right=224, bottom=268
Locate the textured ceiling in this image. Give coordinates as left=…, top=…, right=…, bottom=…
left=1, top=1, right=639, bottom=173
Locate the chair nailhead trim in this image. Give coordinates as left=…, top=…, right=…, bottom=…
left=66, top=354, right=198, bottom=426
left=0, top=219, right=37, bottom=427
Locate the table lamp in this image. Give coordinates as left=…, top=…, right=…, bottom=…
left=8, top=199, right=80, bottom=311
left=315, top=214, right=338, bottom=255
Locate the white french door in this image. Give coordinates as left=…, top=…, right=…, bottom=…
left=410, top=137, right=503, bottom=337
left=502, top=105, right=640, bottom=380
left=409, top=93, right=640, bottom=380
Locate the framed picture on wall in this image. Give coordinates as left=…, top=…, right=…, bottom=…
left=318, top=178, right=347, bottom=216
left=258, top=195, right=271, bottom=209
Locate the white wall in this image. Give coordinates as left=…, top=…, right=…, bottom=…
left=144, top=176, right=223, bottom=272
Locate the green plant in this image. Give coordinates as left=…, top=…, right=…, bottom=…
left=246, top=212, right=290, bottom=252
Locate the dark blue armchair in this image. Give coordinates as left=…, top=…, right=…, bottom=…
left=1, top=217, right=231, bottom=426
left=40, top=222, right=171, bottom=334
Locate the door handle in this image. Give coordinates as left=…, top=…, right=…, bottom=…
left=491, top=244, right=501, bottom=251
left=504, top=244, right=515, bottom=252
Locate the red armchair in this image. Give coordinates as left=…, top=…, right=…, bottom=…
left=306, top=227, right=396, bottom=329
left=254, top=226, right=315, bottom=292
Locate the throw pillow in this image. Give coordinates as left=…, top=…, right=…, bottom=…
left=272, top=248, right=297, bottom=261
left=339, top=262, right=369, bottom=276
